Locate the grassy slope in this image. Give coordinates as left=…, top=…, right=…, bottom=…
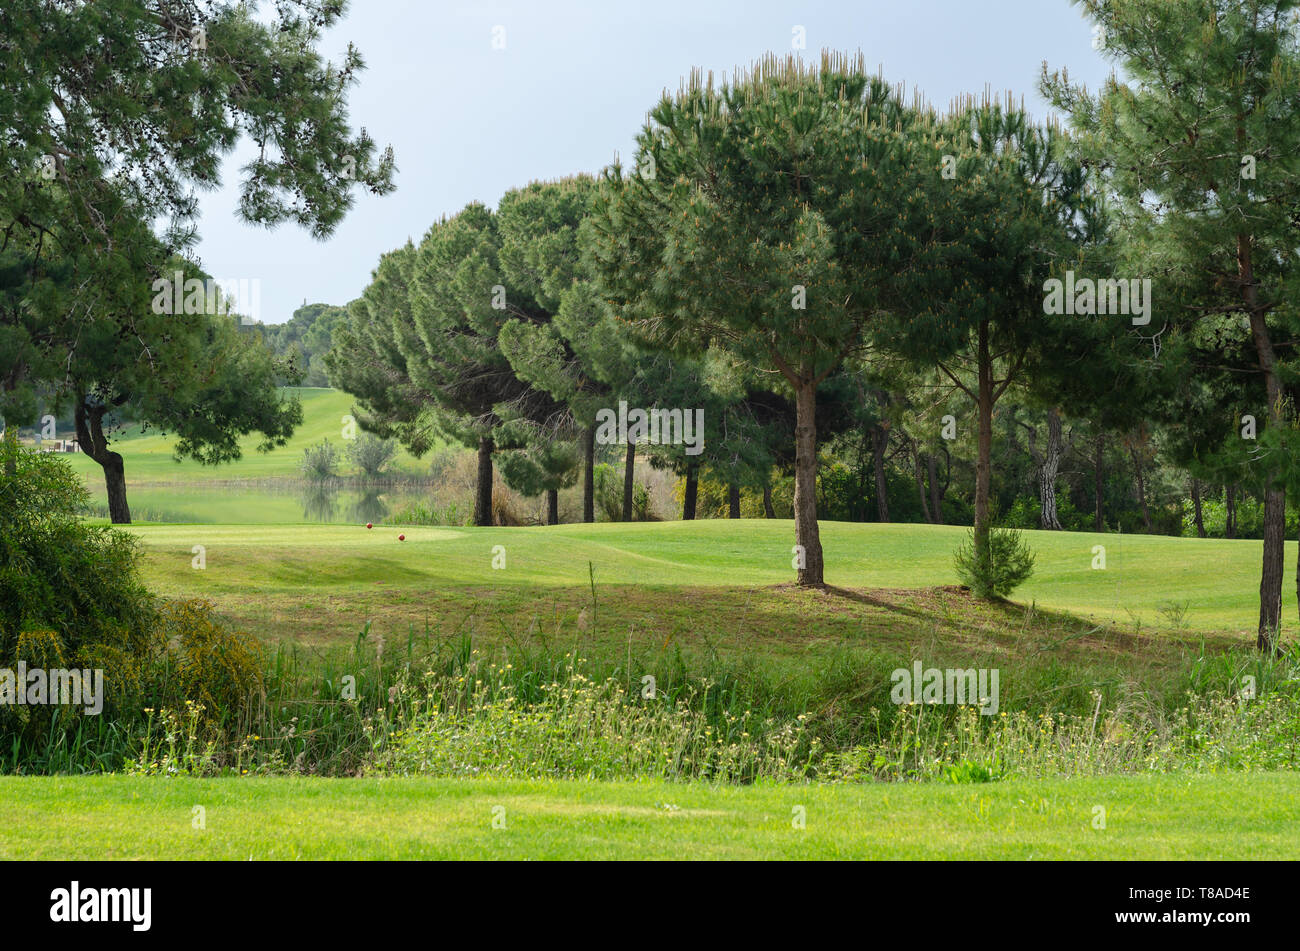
left=127, top=520, right=1296, bottom=652
left=66, top=383, right=1295, bottom=646
left=2, top=773, right=1296, bottom=859
left=60, top=387, right=433, bottom=485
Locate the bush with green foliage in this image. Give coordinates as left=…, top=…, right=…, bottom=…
left=0, top=437, right=155, bottom=729
left=682, top=473, right=793, bottom=520
left=345, top=432, right=398, bottom=480
left=583, top=462, right=651, bottom=522
left=592, top=462, right=622, bottom=521
left=1117, top=505, right=1187, bottom=538
left=299, top=440, right=339, bottom=482
left=149, top=600, right=265, bottom=728
left=0, top=437, right=269, bottom=767
left=1178, top=495, right=1300, bottom=540
left=816, top=461, right=876, bottom=522
left=1002, top=492, right=1091, bottom=533
left=1001, top=496, right=1039, bottom=530
left=953, top=527, right=1036, bottom=600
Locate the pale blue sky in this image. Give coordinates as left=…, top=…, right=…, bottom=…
left=193, top=0, right=1112, bottom=324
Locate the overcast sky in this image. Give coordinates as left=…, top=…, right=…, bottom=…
left=192, top=0, right=1113, bottom=325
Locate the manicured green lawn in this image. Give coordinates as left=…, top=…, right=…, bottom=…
left=58, top=384, right=1295, bottom=646
left=125, top=519, right=1295, bottom=647
left=1, top=773, right=1295, bottom=859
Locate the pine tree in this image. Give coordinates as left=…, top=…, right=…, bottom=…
left=494, top=178, right=615, bottom=523
left=585, top=53, right=940, bottom=585
left=1, top=0, right=393, bottom=422
left=64, top=261, right=301, bottom=523
left=882, top=98, right=1084, bottom=586
left=1043, top=0, right=1300, bottom=650
left=332, top=206, right=570, bottom=526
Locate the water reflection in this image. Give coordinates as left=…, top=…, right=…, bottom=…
left=88, top=481, right=440, bottom=524
left=348, top=489, right=390, bottom=525
left=300, top=483, right=339, bottom=522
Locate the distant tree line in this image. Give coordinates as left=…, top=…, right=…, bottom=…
left=250, top=303, right=348, bottom=388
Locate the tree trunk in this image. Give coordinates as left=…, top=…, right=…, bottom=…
left=101, top=454, right=130, bottom=525
left=682, top=461, right=698, bottom=521
left=927, top=451, right=943, bottom=525
left=793, top=380, right=824, bottom=585
left=1038, top=408, right=1064, bottom=531
left=1093, top=433, right=1104, bottom=532
left=727, top=483, right=740, bottom=518
left=1191, top=478, right=1205, bottom=538
left=582, top=425, right=595, bottom=524
left=74, top=400, right=132, bottom=524
left=474, top=434, right=494, bottom=527
left=1260, top=487, right=1285, bottom=651
left=763, top=483, right=775, bottom=518
left=1129, top=443, right=1151, bottom=533
left=622, top=439, right=635, bottom=522
left=974, top=319, right=994, bottom=558
left=546, top=488, right=558, bottom=526
left=1226, top=485, right=1237, bottom=539
left=871, top=424, right=889, bottom=522
left=1240, top=231, right=1286, bottom=652
left=914, top=448, right=933, bottom=524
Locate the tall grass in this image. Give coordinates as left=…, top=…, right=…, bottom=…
left=369, top=659, right=813, bottom=782
left=822, top=692, right=1300, bottom=782
left=383, top=499, right=468, bottom=526
left=8, top=597, right=1300, bottom=783
left=96, top=617, right=1300, bottom=784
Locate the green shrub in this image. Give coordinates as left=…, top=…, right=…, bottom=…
left=1002, top=492, right=1090, bottom=532
left=591, top=462, right=656, bottom=522
left=816, top=462, right=912, bottom=522
left=0, top=436, right=272, bottom=769
left=148, top=600, right=266, bottom=728
left=0, top=439, right=156, bottom=734
left=1002, top=496, right=1038, bottom=529
left=953, top=527, right=1035, bottom=600
left=345, top=432, right=397, bottom=479
left=632, top=481, right=652, bottom=521
left=384, top=499, right=467, bottom=526
left=1179, top=495, right=1298, bottom=539
left=299, top=439, right=339, bottom=481
left=592, top=462, right=622, bottom=521
left=687, top=473, right=788, bottom=519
